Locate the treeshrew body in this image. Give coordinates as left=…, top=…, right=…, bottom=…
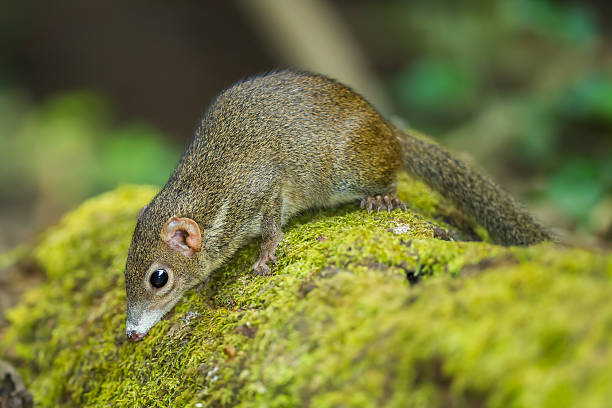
left=124, top=70, right=551, bottom=341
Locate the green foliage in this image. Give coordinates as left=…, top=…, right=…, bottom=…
left=512, top=0, right=595, bottom=44
left=2, top=179, right=611, bottom=407
left=94, top=125, right=179, bottom=189
left=0, top=90, right=179, bottom=209
left=369, top=0, right=611, bottom=234
left=393, top=58, right=476, bottom=112
left=549, top=159, right=606, bottom=225
left=563, top=75, right=612, bottom=123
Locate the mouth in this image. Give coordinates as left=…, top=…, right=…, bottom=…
left=126, top=330, right=145, bottom=342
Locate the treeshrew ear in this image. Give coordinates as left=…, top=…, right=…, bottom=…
left=161, top=217, right=202, bottom=257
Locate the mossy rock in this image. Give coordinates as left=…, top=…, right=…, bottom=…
left=1, top=174, right=611, bottom=407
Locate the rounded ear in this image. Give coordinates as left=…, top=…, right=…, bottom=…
left=161, top=217, right=202, bottom=257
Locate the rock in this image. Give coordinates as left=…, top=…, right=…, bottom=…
left=1, top=175, right=611, bottom=407
left=0, top=361, right=33, bottom=408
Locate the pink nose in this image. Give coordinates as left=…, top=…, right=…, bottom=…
left=127, top=330, right=145, bottom=342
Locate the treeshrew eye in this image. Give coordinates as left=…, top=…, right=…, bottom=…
left=150, top=269, right=169, bottom=288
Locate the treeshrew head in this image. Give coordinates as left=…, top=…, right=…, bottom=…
left=124, top=204, right=203, bottom=341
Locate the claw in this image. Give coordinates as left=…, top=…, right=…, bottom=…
left=365, top=197, right=374, bottom=213
left=360, top=193, right=407, bottom=213
left=252, top=261, right=270, bottom=276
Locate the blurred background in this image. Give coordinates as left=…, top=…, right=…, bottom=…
left=0, top=0, right=611, bottom=251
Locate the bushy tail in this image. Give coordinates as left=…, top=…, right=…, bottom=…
left=396, top=127, right=552, bottom=246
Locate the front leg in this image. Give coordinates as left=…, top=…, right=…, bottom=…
left=252, top=193, right=284, bottom=276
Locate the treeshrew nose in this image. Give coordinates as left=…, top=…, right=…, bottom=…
left=127, top=330, right=145, bottom=342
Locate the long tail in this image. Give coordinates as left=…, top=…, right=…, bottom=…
left=396, top=127, right=552, bottom=245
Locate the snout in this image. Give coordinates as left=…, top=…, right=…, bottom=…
left=127, top=330, right=145, bottom=342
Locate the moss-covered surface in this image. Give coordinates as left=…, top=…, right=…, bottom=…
left=1, top=174, right=611, bottom=407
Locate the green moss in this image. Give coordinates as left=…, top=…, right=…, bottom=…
left=2, top=176, right=611, bottom=407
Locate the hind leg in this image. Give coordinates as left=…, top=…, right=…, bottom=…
left=360, top=192, right=407, bottom=213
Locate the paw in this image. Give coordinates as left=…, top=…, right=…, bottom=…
left=360, top=194, right=407, bottom=213
left=252, top=250, right=277, bottom=276
left=252, top=261, right=270, bottom=276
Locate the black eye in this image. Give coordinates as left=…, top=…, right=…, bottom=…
left=150, top=269, right=169, bottom=288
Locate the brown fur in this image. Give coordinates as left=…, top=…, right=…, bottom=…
left=124, top=69, right=552, bottom=339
